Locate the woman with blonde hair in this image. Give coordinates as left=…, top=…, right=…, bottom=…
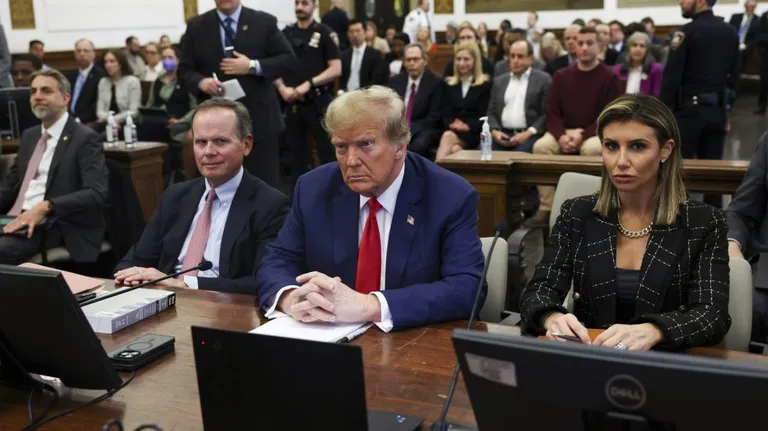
left=539, top=32, right=565, bottom=63
left=436, top=42, right=492, bottom=159
left=520, top=94, right=730, bottom=351
left=364, top=20, right=390, bottom=54
left=416, top=26, right=436, bottom=53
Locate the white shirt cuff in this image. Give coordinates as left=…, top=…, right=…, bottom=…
left=370, top=292, right=394, bottom=333
left=183, top=276, right=198, bottom=289
left=527, top=127, right=538, bottom=135
left=264, top=285, right=298, bottom=319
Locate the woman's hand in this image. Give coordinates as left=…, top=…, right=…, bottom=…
left=543, top=312, right=591, bottom=344
left=593, top=323, right=664, bottom=351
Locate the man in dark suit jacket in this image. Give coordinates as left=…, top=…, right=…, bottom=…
left=66, top=39, right=106, bottom=125
left=727, top=132, right=768, bottom=344
left=341, top=20, right=385, bottom=91
left=389, top=44, right=442, bottom=157
left=179, top=0, right=298, bottom=188
left=114, top=99, right=289, bottom=295
left=546, top=24, right=581, bottom=75
left=0, top=69, right=108, bottom=264
left=321, top=0, right=349, bottom=51
left=255, top=86, right=485, bottom=331
left=730, top=1, right=760, bottom=49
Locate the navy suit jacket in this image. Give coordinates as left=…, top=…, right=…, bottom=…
left=116, top=172, right=289, bottom=295
left=255, top=152, right=485, bottom=330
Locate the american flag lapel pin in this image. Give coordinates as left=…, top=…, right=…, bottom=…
left=407, top=215, right=415, bottom=225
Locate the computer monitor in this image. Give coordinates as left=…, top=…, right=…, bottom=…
left=452, top=329, right=768, bottom=431
left=0, top=87, right=40, bottom=139
left=191, top=326, right=423, bottom=431
left=0, top=265, right=122, bottom=391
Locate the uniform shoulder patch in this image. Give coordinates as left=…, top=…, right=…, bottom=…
left=670, top=31, right=686, bottom=50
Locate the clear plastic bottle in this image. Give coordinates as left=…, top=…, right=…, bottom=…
left=479, top=116, right=492, bottom=161
left=124, top=114, right=136, bottom=147
left=105, top=111, right=116, bottom=146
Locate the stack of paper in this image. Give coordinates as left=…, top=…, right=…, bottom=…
left=250, top=317, right=372, bottom=343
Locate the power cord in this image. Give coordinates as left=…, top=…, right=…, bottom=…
left=22, top=371, right=135, bottom=431
left=24, top=382, right=58, bottom=429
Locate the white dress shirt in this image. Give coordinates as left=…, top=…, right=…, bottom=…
left=625, top=67, right=642, bottom=94
left=460, top=76, right=472, bottom=98
left=22, top=113, right=69, bottom=211
left=265, top=162, right=407, bottom=333
left=405, top=74, right=423, bottom=106
left=347, top=44, right=366, bottom=91
left=500, top=68, right=532, bottom=131
left=142, top=62, right=165, bottom=82
left=175, top=167, right=244, bottom=288
left=740, top=15, right=753, bottom=44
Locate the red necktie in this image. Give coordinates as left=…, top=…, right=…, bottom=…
left=8, top=132, right=50, bottom=216
left=180, top=188, right=216, bottom=278
left=356, top=198, right=382, bottom=294
left=405, top=83, right=417, bottom=125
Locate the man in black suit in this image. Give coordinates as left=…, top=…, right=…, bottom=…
left=730, top=0, right=760, bottom=50
left=66, top=39, right=106, bottom=125
left=0, top=69, right=108, bottom=264
left=321, top=0, right=349, bottom=51
left=179, top=0, right=298, bottom=188
left=546, top=24, right=581, bottom=75
left=114, top=99, right=289, bottom=295
left=389, top=44, right=442, bottom=157
left=341, top=20, right=385, bottom=91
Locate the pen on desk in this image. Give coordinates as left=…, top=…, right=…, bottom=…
left=335, top=324, right=372, bottom=344
left=75, top=292, right=97, bottom=303
left=550, top=332, right=584, bottom=343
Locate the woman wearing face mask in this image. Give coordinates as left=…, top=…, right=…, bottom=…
left=612, top=32, right=663, bottom=97
left=146, top=47, right=197, bottom=126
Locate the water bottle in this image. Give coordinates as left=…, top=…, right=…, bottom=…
left=124, top=114, right=136, bottom=147
left=105, top=111, right=116, bottom=145
left=479, top=116, right=492, bottom=161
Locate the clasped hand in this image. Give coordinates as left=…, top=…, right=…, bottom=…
left=279, top=271, right=381, bottom=324
left=544, top=312, right=663, bottom=351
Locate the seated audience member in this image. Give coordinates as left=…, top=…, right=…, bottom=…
left=531, top=27, right=623, bottom=225
left=255, top=86, right=485, bottom=331
left=572, top=18, right=586, bottom=27
left=0, top=69, right=108, bottom=264
left=609, top=20, right=626, bottom=52
left=342, top=20, right=385, bottom=91
left=444, top=25, right=495, bottom=77
left=641, top=17, right=664, bottom=46
left=416, top=26, right=437, bottom=54
left=587, top=18, right=603, bottom=28
left=595, top=23, right=619, bottom=66
left=96, top=50, right=141, bottom=129
left=159, top=34, right=172, bottom=51
left=615, top=22, right=666, bottom=66
left=141, top=42, right=165, bottom=82
left=66, top=39, right=107, bottom=125
left=435, top=42, right=492, bottom=159
left=612, top=32, right=663, bottom=97
left=477, top=23, right=492, bottom=57
left=28, top=40, right=50, bottom=70
left=124, top=36, right=146, bottom=78
left=493, top=29, right=545, bottom=77
left=496, top=19, right=512, bottom=46
left=11, top=54, right=42, bottom=87
left=726, top=132, right=768, bottom=344
left=539, top=32, right=565, bottom=63
left=365, top=21, right=390, bottom=55
left=115, top=99, right=289, bottom=295
left=384, top=33, right=409, bottom=77
left=546, top=24, right=581, bottom=75
left=146, top=47, right=197, bottom=121
left=385, top=25, right=398, bottom=47
left=487, top=40, right=551, bottom=153
left=442, top=22, right=458, bottom=45
left=521, top=94, right=731, bottom=350
left=389, top=44, right=442, bottom=157
left=530, top=28, right=543, bottom=59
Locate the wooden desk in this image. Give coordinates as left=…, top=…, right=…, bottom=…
left=438, top=150, right=750, bottom=237
left=1, top=289, right=766, bottom=430
left=1, top=139, right=167, bottom=221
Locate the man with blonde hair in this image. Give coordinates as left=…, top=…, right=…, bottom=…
left=256, top=85, right=485, bottom=331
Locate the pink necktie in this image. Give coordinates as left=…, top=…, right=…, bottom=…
left=180, top=189, right=216, bottom=277
left=405, top=83, right=417, bottom=125
left=8, top=132, right=51, bottom=216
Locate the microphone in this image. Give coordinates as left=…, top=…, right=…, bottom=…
left=79, top=260, right=213, bottom=307
left=431, top=220, right=507, bottom=431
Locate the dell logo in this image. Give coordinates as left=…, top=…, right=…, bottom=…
left=605, top=374, right=647, bottom=410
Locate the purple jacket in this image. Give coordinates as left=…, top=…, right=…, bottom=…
left=612, top=63, right=663, bottom=98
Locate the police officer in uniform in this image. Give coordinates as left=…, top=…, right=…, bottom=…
left=402, top=0, right=435, bottom=46
left=660, top=0, right=739, bottom=208
left=276, top=0, right=341, bottom=186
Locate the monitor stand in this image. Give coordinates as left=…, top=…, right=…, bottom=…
left=430, top=422, right=477, bottom=431
left=0, top=336, right=40, bottom=390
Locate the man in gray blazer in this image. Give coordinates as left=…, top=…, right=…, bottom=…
left=0, top=69, right=108, bottom=264
left=727, top=131, right=768, bottom=345
left=487, top=40, right=551, bottom=153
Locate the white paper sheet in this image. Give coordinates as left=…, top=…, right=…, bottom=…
left=249, top=317, right=371, bottom=343
left=221, top=79, right=246, bottom=101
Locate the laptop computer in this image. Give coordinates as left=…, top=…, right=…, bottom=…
left=191, top=326, right=423, bottom=431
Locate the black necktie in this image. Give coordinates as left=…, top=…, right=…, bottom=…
left=223, top=17, right=235, bottom=57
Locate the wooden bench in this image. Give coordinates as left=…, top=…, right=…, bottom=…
left=437, top=150, right=750, bottom=237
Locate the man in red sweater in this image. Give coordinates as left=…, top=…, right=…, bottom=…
left=529, top=27, right=624, bottom=226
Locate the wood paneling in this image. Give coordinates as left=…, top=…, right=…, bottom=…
left=183, top=0, right=198, bottom=22
left=9, top=0, right=36, bottom=30
left=434, top=0, right=454, bottom=14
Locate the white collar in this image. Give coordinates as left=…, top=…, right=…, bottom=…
left=204, top=166, right=244, bottom=206
left=42, top=112, right=69, bottom=140
left=79, top=63, right=94, bottom=77
left=216, top=4, right=243, bottom=22
left=353, top=44, right=366, bottom=54
left=511, top=67, right=531, bottom=80
left=359, top=161, right=405, bottom=215
left=460, top=76, right=473, bottom=85
left=407, top=74, right=423, bottom=88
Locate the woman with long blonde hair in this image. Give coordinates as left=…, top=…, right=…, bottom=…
left=436, top=42, right=492, bottom=159
left=416, top=26, right=436, bottom=53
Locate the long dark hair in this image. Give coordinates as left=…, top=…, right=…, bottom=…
left=103, top=49, right=135, bottom=77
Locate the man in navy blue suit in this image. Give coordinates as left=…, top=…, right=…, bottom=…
left=256, top=86, right=485, bottom=331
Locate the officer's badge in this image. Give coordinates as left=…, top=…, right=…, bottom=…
left=330, top=32, right=340, bottom=47
left=670, top=31, right=685, bottom=51
left=309, top=32, right=321, bottom=48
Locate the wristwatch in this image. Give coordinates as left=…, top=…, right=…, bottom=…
left=248, top=59, right=257, bottom=75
